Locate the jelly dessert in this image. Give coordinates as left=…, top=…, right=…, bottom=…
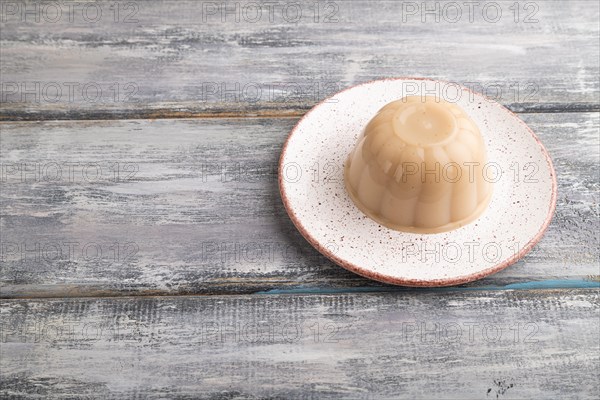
left=344, top=96, right=493, bottom=233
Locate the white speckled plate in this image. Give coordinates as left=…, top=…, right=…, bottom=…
left=279, top=78, right=557, bottom=287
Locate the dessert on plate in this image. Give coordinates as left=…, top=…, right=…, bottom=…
left=344, top=96, right=493, bottom=233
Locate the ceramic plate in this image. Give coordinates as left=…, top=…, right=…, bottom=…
left=279, top=78, right=557, bottom=286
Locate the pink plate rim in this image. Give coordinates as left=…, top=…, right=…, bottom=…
left=278, top=77, right=558, bottom=287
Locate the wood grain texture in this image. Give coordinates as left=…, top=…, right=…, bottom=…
left=1, top=112, right=598, bottom=297
left=1, top=289, right=599, bottom=399
left=1, top=1, right=598, bottom=398
left=1, top=0, right=599, bottom=120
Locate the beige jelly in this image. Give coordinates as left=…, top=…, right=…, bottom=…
left=344, top=96, right=493, bottom=233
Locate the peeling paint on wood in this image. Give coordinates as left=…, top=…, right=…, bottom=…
left=1, top=1, right=599, bottom=120
left=0, top=1, right=599, bottom=397
left=1, top=289, right=598, bottom=399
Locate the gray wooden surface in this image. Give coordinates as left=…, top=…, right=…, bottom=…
left=1, top=0, right=599, bottom=398
left=2, top=290, right=599, bottom=399
left=1, top=0, right=599, bottom=120
left=0, top=112, right=598, bottom=298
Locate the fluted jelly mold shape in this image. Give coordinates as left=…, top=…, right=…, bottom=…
left=344, top=96, right=493, bottom=233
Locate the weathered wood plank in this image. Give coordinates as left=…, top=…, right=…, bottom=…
left=1, top=0, right=599, bottom=120
left=1, top=289, right=598, bottom=399
left=1, top=112, right=598, bottom=297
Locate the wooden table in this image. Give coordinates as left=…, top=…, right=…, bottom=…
left=1, top=1, right=599, bottom=398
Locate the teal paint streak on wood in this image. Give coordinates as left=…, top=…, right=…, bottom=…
left=256, top=279, right=600, bottom=295
left=500, top=280, right=600, bottom=290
